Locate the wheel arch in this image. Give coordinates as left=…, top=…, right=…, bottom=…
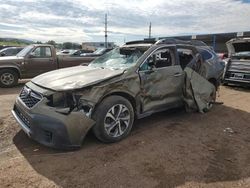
left=208, top=77, right=218, bottom=90
left=97, top=91, right=138, bottom=118
left=0, top=66, right=21, bottom=79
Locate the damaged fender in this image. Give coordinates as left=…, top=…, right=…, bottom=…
left=13, top=96, right=95, bottom=148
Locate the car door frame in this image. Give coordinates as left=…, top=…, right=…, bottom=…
left=137, top=45, right=185, bottom=114
left=24, top=46, right=57, bottom=78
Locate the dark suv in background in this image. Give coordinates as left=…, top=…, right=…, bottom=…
left=0, top=47, right=24, bottom=56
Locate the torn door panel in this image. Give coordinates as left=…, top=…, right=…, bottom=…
left=184, top=67, right=216, bottom=113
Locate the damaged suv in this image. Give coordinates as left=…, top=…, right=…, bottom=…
left=12, top=39, right=224, bottom=149
left=223, top=38, right=250, bottom=86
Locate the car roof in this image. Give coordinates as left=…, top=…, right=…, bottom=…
left=122, top=43, right=153, bottom=48
left=123, top=38, right=208, bottom=50
left=32, top=44, right=53, bottom=47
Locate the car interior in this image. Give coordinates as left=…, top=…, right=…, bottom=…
left=177, top=48, right=194, bottom=69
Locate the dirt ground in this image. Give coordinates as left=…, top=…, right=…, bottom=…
left=0, top=81, right=250, bottom=188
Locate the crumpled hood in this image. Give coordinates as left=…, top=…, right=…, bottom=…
left=32, top=66, right=124, bottom=91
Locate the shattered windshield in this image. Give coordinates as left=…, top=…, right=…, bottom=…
left=16, top=45, right=33, bottom=57
left=89, top=47, right=144, bottom=70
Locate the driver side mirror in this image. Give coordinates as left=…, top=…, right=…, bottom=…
left=0, top=52, right=6, bottom=56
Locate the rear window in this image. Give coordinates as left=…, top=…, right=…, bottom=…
left=233, top=42, right=250, bottom=53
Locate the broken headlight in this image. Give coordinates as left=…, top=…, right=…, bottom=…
left=77, top=99, right=93, bottom=117
left=47, top=92, right=93, bottom=117
left=47, top=92, right=75, bottom=108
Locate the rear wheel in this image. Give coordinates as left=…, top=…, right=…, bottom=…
left=92, top=96, right=134, bottom=143
left=206, top=89, right=216, bottom=110
left=204, top=81, right=217, bottom=111
left=0, top=69, right=18, bottom=87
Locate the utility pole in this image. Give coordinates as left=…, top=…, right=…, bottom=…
left=105, top=13, right=108, bottom=48
left=149, top=22, right=152, bottom=39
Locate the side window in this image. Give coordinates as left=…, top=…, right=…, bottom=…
left=45, top=47, right=52, bottom=57
left=154, top=48, right=173, bottom=68
left=140, top=47, right=174, bottom=71
left=33, top=47, right=41, bottom=57
left=200, top=49, right=212, bottom=60
left=4, top=49, right=11, bottom=55
left=32, top=47, right=52, bottom=58
left=10, top=49, right=16, bottom=55
left=177, top=48, right=195, bottom=69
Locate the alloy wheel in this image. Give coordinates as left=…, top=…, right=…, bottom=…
left=1, top=72, right=14, bottom=85
left=104, top=104, right=131, bottom=138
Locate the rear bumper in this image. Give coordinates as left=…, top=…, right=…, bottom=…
left=224, top=78, right=250, bottom=86
left=224, top=71, right=250, bottom=86
left=12, top=97, right=95, bottom=150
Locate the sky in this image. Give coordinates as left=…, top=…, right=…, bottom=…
left=0, top=0, right=250, bottom=45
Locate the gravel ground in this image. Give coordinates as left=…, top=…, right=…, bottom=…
left=0, top=82, right=250, bottom=188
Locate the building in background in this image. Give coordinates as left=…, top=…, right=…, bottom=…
left=82, top=42, right=115, bottom=51
left=159, top=31, right=250, bottom=53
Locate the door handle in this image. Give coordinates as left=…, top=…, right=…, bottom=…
left=174, top=73, right=182, bottom=77
left=49, top=58, right=53, bottom=62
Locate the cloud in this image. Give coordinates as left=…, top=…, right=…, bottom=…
left=0, top=0, right=250, bottom=45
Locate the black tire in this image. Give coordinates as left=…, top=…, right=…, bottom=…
left=203, top=84, right=217, bottom=112
left=92, top=95, right=134, bottom=143
left=222, top=82, right=228, bottom=86
left=0, top=69, right=18, bottom=88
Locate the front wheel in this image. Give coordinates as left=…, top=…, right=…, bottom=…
left=0, top=69, right=18, bottom=87
left=92, top=96, right=134, bottom=143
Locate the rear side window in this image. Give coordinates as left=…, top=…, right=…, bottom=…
left=45, top=47, right=52, bottom=57
left=199, top=49, right=212, bottom=60
left=177, top=48, right=195, bottom=69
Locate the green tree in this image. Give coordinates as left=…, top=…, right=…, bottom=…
left=47, top=40, right=56, bottom=46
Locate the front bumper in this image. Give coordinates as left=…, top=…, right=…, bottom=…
left=12, top=96, right=95, bottom=149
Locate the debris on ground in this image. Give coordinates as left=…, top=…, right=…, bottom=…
left=223, top=127, right=234, bottom=134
